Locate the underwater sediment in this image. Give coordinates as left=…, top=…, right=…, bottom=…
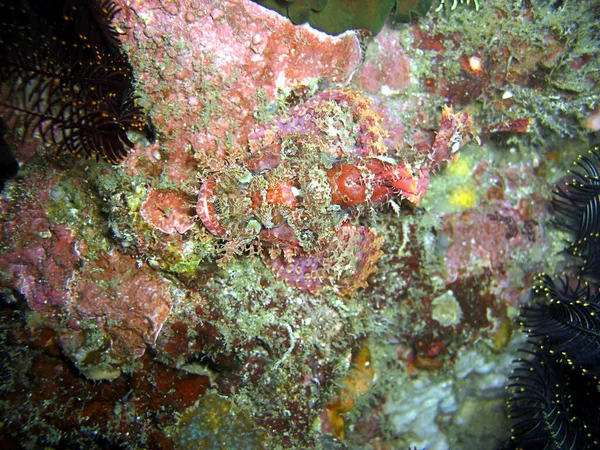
left=0, top=0, right=599, bottom=448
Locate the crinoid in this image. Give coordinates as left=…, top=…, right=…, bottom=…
left=507, top=147, right=600, bottom=449
left=0, top=0, right=146, bottom=164
left=552, top=147, right=600, bottom=276
left=507, top=275, right=600, bottom=449
left=507, top=341, right=600, bottom=449
left=522, top=274, right=600, bottom=376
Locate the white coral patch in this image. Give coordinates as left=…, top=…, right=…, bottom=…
left=431, top=290, right=463, bottom=327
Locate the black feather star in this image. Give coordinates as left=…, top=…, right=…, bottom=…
left=521, top=274, right=600, bottom=375
left=506, top=147, right=600, bottom=449
left=552, top=147, right=600, bottom=276
left=0, top=0, right=146, bottom=164
left=507, top=341, right=600, bottom=450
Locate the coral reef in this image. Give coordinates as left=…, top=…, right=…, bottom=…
left=0, top=0, right=599, bottom=448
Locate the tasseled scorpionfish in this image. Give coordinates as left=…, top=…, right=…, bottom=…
left=197, top=90, right=471, bottom=295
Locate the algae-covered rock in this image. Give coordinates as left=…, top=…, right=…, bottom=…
left=174, top=394, right=270, bottom=449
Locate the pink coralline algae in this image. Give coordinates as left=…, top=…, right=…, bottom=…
left=141, top=190, right=196, bottom=234
left=444, top=208, right=536, bottom=284
left=0, top=154, right=178, bottom=380
left=0, top=222, right=77, bottom=313
left=0, top=172, right=78, bottom=313
left=116, top=0, right=361, bottom=182
left=66, top=251, right=173, bottom=360
left=1, top=0, right=585, bottom=447
left=197, top=89, right=472, bottom=293
left=438, top=160, right=549, bottom=310
left=353, top=25, right=412, bottom=94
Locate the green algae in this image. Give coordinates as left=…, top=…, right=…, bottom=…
left=252, top=0, right=391, bottom=35
left=173, top=394, right=270, bottom=449
left=253, top=0, right=433, bottom=36
left=417, top=0, right=600, bottom=143
left=29, top=158, right=114, bottom=262
left=251, top=87, right=278, bottom=125
left=163, top=239, right=217, bottom=277
left=392, top=0, right=434, bottom=22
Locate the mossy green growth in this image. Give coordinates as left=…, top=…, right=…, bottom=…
left=164, top=238, right=217, bottom=276
left=46, top=160, right=114, bottom=261
left=173, top=394, right=270, bottom=449
left=417, top=0, right=600, bottom=144
left=252, top=0, right=432, bottom=35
